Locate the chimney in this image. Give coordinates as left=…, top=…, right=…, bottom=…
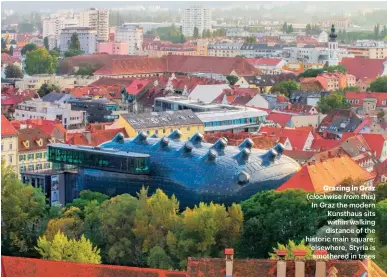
left=225, top=248, right=234, bottom=277
left=293, top=249, right=307, bottom=277
left=84, top=131, right=92, bottom=143
left=276, top=250, right=287, bottom=277
left=314, top=250, right=328, bottom=277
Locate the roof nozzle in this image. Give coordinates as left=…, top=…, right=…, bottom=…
left=204, top=149, right=217, bottom=162
left=189, top=133, right=204, bottom=145
left=160, top=137, right=169, bottom=148
left=151, top=134, right=159, bottom=138
left=183, top=141, right=193, bottom=153
left=168, top=129, right=182, bottom=140
left=261, top=149, right=278, bottom=166
left=274, top=143, right=284, bottom=156
left=238, top=138, right=254, bottom=150
left=213, top=137, right=228, bottom=151
left=134, top=131, right=148, bottom=142
left=237, top=171, right=250, bottom=185
left=112, top=132, right=124, bottom=143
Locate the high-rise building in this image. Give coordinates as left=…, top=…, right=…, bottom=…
left=42, top=15, right=79, bottom=49
left=115, top=25, right=143, bottom=55
left=59, top=27, right=97, bottom=54
left=78, top=8, right=109, bottom=41
left=181, top=5, right=212, bottom=37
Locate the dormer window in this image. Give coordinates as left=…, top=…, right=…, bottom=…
left=36, top=139, right=43, bottom=147
left=23, top=140, right=30, bottom=148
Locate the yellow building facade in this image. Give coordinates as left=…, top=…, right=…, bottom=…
left=112, top=110, right=205, bottom=140
left=1, top=115, right=19, bottom=173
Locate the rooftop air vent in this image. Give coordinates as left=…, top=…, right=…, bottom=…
left=160, top=137, right=169, bottom=148
left=261, top=149, right=278, bottom=166
left=204, top=149, right=217, bottom=162
left=189, top=133, right=204, bottom=145
left=212, top=137, right=228, bottom=151
left=134, top=131, right=148, bottom=142
left=112, top=132, right=125, bottom=143
left=182, top=141, right=193, bottom=153
left=237, top=171, right=250, bottom=185
left=168, top=129, right=182, bottom=140
left=238, top=138, right=254, bottom=150
left=273, top=143, right=285, bottom=156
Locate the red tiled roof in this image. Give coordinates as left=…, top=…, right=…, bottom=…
left=360, top=133, right=387, bottom=160
left=345, top=92, right=387, bottom=107
left=2, top=256, right=187, bottom=277
left=282, top=103, right=316, bottom=115
left=66, top=128, right=129, bottom=146
left=11, top=119, right=66, bottom=138
left=310, top=138, right=342, bottom=151
left=277, top=155, right=374, bottom=193
left=373, top=159, right=387, bottom=183
left=259, top=127, right=312, bottom=150
left=125, top=80, right=151, bottom=95
left=93, top=56, right=262, bottom=76
left=1, top=115, right=18, bottom=137
left=246, top=58, right=283, bottom=66
left=340, top=57, right=386, bottom=80
left=266, top=113, right=292, bottom=127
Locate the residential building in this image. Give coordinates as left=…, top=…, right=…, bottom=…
left=347, top=40, right=387, bottom=59
left=196, top=39, right=209, bottom=56
left=17, top=126, right=53, bottom=176
left=112, top=109, right=204, bottom=139
left=15, top=75, right=77, bottom=90
left=66, top=98, right=120, bottom=123
left=258, top=126, right=314, bottom=151
left=1, top=53, right=22, bottom=79
left=208, top=42, right=243, bottom=57
left=288, top=114, right=327, bottom=128
left=301, top=72, right=356, bottom=92
left=78, top=8, right=109, bottom=41
left=277, top=155, right=374, bottom=192
left=181, top=5, right=212, bottom=37
left=147, top=43, right=198, bottom=57
left=317, top=109, right=363, bottom=139
left=97, top=42, right=130, bottom=55
left=289, top=91, right=330, bottom=107
left=12, top=119, right=67, bottom=142
left=322, top=17, right=349, bottom=29
left=245, top=58, right=287, bottom=75
left=59, top=27, right=97, bottom=54
left=240, top=43, right=285, bottom=58
left=226, top=28, right=251, bottom=37
left=1, top=115, right=19, bottom=173
left=122, top=22, right=177, bottom=33
left=115, top=25, right=143, bottom=55
left=42, top=15, right=79, bottom=48
left=235, top=74, right=296, bottom=93
left=14, top=99, right=86, bottom=129
left=345, top=91, right=387, bottom=114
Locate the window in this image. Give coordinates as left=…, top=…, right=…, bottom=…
left=9, top=155, right=13, bottom=164
left=36, top=152, right=43, bottom=159
left=9, top=143, right=12, bottom=150
left=19, top=154, right=26, bottom=161
left=20, top=166, right=26, bottom=173
left=28, top=164, right=34, bottom=171
left=28, top=153, right=34, bottom=160
left=1, top=144, right=3, bottom=151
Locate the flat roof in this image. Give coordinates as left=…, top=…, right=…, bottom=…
left=48, top=143, right=150, bottom=158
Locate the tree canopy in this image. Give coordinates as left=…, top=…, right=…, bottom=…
left=43, top=37, right=49, bottom=50
left=226, top=75, right=239, bottom=85
left=37, top=83, right=61, bottom=97
left=369, top=76, right=387, bottom=92
left=270, top=80, right=299, bottom=96
left=25, top=48, right=57, bottom=75
left=5, top=64, right=24, bottom=79
left=269, top=240, right=313, bottom=260
left=69, top=33, right=81, bottom=50
left=21, top=43, right=37, bottom=55
left=317, top=93, right=351, bottom=114
left=36, top=232, right=101, bottom=264
left=147, top=25, right=186, bottom=44
left=193, top=27, right=200, bottom=38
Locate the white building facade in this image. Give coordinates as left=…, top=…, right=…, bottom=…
left=78, top=8, right=109, bottom=41
left=181, top=6, right=212, bottom=37
left=59, top=27, right=97, bottom=54
left=14, top=100, right=86, bottom=130
left=115, top=25, right=144, bottom=55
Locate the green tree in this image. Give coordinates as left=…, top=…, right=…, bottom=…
left=226, top=75, right=239, bottom=85
left=69, top=33, right=81, bottom=50
left=298, top=68, right=325, bottom=78
left=44, top=207, right=84, bottom=241
left=49, top=48, right=60, bottom=58
left=1, top=162, right=48, bottom=257
left=9, top=45, right=13, bottom=56
left=317, top=93, right=351, bottom=114
left=376, top=183, right=387, bottom=202
left=269, top=240, right=313, bottom=260
left=64, top=49, right=84, bottom=58
left=287, top=24, right=294, bottom=34
left=21, top=43, right=37, bottom=55
left=270, top=80, right=299, bottom=96
left=193, top=27, right=199, bottom=38
left=369, top=76, right=387, bottom=92
left=147, top=246, right=173, bottom=270
left=37, top=83, right=61, bottom=97
left=238, top=189, right=320, bottom=259
left=245, top=36, right=256, bottom=43
left=374, top=23, right=380, bottom=39
left=326, top=64, right=347, bottom=73
left=343, top=86, right=359, bottom=92
left=36, top=232, right=101, bottom=264
left=43, top=36, right=49, bottom=50
left=282, top=22, right=288, bottom=33
left=5, top=64, right=24, bottom=79
left=25, top=48, right=57, bottom=75
left=67, top=190, right=109, bottom=213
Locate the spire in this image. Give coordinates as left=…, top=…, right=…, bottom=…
left=329, top=24, right=337, bottom=42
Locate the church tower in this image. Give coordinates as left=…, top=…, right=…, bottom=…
left=328, top=24, right=339, bottom=66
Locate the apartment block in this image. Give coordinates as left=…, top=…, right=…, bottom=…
left=181, top=6, right=212, bottom=37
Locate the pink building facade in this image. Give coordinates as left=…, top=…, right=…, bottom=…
left=97, top=42, right=129, bottom=55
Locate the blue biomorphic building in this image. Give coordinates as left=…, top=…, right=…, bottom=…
left=48, top=130, right=301, bottom=207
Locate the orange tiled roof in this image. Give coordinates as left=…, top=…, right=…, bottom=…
left=1, top=115, right=18, bottom=137
left=277, top=155, right=374, bottom=193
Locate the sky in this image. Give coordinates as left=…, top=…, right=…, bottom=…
left=2, top=1, right=387, bottom=14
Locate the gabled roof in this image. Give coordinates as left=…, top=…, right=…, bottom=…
left=310, top=138, right=342, bottom=151
left=259, top=127, right=312, bottom=150
left=2, top=256, right=187, bottom=277
left=246, top=58, right=284, bottom=66
left=66, top=128, right=129, bottom=146
left=1, top=115, right=18, bottom=137
left=124, top=80, right=150, bottom=95
left=277, top=155, right=374, bottom=193
left=340, top=57, right=386, bottom=80
left=17, top=127, right=52, bottom=152
left=373, top=159, right=387, bottom=183
left=41, top=92, right=70, bottom=103
left=360, top=133, right=387, bottom=160
left=11, top=119, right=66, bottom=139
left=345, top=92, right=387, bottom=107
left=266, top=113, right=292, bottom=127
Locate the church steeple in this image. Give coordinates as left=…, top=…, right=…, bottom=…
left=329, top=24, right=337, bottom=42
